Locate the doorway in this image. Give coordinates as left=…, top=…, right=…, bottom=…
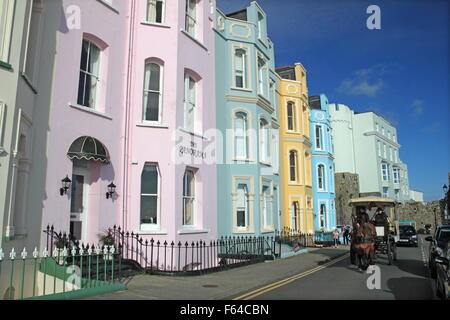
left=70, top=162, right=89, bottom=242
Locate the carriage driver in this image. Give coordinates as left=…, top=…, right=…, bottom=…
left=372, top=207, right=389, bottom=236
left=356, top=207, right=370, bottom=225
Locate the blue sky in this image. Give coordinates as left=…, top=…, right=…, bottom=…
left=217, top=0, right=450, bottom=201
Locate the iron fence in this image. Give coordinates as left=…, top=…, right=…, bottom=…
left=0, top=245, right=121, bottom=300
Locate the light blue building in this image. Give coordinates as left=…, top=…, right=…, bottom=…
left=309, top=95, right=337, bottom=232
left=215, top=2, right=280, bottom=237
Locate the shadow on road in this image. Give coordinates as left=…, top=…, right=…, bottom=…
left=391, top=258, right=430, bottom=278
left=385, top=277, right=434, bottom=300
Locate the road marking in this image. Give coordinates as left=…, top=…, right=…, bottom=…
left=420, top=238, right=428, bottom=267
left=233, top=253, right=350, bottom=300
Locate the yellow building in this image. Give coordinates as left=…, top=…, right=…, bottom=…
left=276, top=63, right=314, bottom=234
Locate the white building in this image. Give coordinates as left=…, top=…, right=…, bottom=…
left=329, top=104, right=411, bottom=202
left=409, top=190, right=424, bottom=202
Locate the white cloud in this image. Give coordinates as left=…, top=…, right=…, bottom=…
left=410, top=99, right=425, bottom=117
left=337, top=65, right=388, bottom=97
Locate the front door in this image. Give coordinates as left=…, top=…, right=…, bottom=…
left=70, top=166, right=89, bottom=242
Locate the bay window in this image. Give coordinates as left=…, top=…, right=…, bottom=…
left=317, top=164, right=326, bottom=190
left=236, top=184, right=249, bottom=229
left=287, top=102, right=295, bottom=131
left=234, top=112, right=248, bottom=160
left=234, top=48, right=247, bottom=88
left=315, top=125, right=323, bottom=150
left=259, top=118, right=270, bottom=163
left=289, top=151, right=297, bottom=182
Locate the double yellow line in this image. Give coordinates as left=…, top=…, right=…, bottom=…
left=233, top=253, right=350, bottom=300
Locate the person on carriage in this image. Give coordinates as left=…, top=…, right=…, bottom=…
left=372, top=207, right=389, bottom=237
left=354, top=207, right=376, bottom=239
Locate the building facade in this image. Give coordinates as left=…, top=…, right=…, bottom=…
left=309, top=95, right=336, bottom=232
left=329, top=103, right=411, bottom=202
left=124, top=0, right=217, bottom=243
left=409, top=190, right=424, bottom=203
left=215, top=2, right=280, bottom=236
left=276, top=64, right=314, bottom=233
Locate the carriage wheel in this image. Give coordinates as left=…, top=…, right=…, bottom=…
left=387, top=238, right=393, bottom=265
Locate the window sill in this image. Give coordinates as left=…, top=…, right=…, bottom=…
left=136, top=229, right=167, bottom=235
left=96, top=0, right=119, bottom=14
left=20, top=73, right=38, bottom=94
left=259, top=161, right=272, bottom=167
left=178, top=127, right=208, bottom=140
left=233, top=229, right=255, bottom=234
left=137, top=122, right=169, bottom=129
left=261, top=228, right=275, bottom=234
left=232, top=158, right=253, bottom=163
left=177, top=228, right=209, bottom=235
left=231, top=87, right=252, bottom=92
left=180, top=30, right=208, bottom=52
left=141, top=21, right=170, bottom=29
left=69, top=103, right=113, bottom=120
left=0, top=61, right=12, bottom=70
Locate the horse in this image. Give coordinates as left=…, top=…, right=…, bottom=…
left=350, top=218, right=376, bottom=270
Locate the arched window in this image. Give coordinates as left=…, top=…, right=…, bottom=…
left=234, top=111, right=248, bottom=159
left=317, top=164, right=326, bottom=190
left=289, top=151, right=297, bottom=182
left=236, top=184, right=249, bottom=229
left=287, top=102, right=295, bottom=131
left=143, top=62, right=162, bottom=122
left=259, top=118, right=270, bottom=163
left=183, top=169, right=195, bottom=226
left=146, top=0, right=164, bottom=23
left=140, top=163, right=160, bottom=228
left=77, top=39, right=101, bottom=108
left=291, top=202, right=299, bottom=230
left=234, top=48, right=247, bottom=88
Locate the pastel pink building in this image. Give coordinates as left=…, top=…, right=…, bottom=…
left=41, top=0, right=217, bottom=249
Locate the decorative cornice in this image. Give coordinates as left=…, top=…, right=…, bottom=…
left=364, top=131, right=400, bottom=148
left=225, top=94, right=275, bottom=114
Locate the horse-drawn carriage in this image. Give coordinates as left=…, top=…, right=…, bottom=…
left=348, top=197, right=400, bottom=269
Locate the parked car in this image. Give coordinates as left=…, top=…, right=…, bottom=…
left=398, top=225, right=418, bottom=247
left=426, top=225, right=450, bottom=279
left=435, top=240, right=450, bottom=299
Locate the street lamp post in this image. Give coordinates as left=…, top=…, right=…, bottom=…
left=443, top=184, right=449, bottom=222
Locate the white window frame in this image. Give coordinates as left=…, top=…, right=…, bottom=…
left=259, top=118, right=271, bottom=163
left=185, top=0, right=197, bottom=37
left=182, top=169, right=196, bottom=227
left=287, top=102, right=295, bottom=131
left=317, top=164, right=326, bottom=191
left=234, top=111, right=249, bottom=160
left=233, top=48, right=248, bottom=89
left=77, top=39, right=101, bottom=109
left=143, top=61, right=163, bottom=123
left=140, top=163, right=161, bottom=230
left=23, top=0, right=44, bottom=85
left=381, top=163, right=389, bottom=182
left=146, top=0, right=165, bottom=24
left=315, top=125, right=324, bottom=150
left=257, top=54, right=268, bottom=97
left=183, top=73, right=196, bottom=132
left=261, top=181, right=273, bottom=230
left=0, top=0, right=15, bottom=63
left=236, top=183, right=249, bottom=230
left=319, top=202, right=327, bottom=230
left=291, top=201, right=299, bottom=230
left=289, top=150, right=297, bottom=183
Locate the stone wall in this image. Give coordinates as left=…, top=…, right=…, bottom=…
left=396, top=200, right=447, bottom=231
left=335, top=172, right=360, bottom=226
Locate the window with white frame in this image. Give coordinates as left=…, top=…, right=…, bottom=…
left=382, top=187, right=388, bottom=198
left=375, top=123, right=379, bottom=132
left=146, top=0, right=164, bottom=23
left=319, top=203, right=326, bottom=229
left=257, top=56, right=267, bottom=96
left=77, top=39, right=101, bottom=108
left=383, top=143, right=387, bottom=158
left=289, top=150, right=297, bottom=182
left=234, top=48, right=247, bottom=88
left=24, top=0, right=43, bottom=83
left=287, top=102, right=295, bottom=131
left=291, top=202, right=299, bottom=230
left=378, top=141, right=382, bottom=157
left=317, top=164, right=326, bottom=190
left=261, top=184, right=272, bottom=228
left=185, top=0, right=197, bottom=37
left=382, top=127, right=385, bottom=136
left=259, top=118, right=270, bottom=163
left=394, top=149, right=398, bottom=163
left=182, top=169, right=195, bottom=226
left=0, top=0, right=14, bottom=63
left=234, top=111, right=248, bottom=160
left=272, top=131, right=279, bottom=173
left=389, top=146, right=393, bottom=161
left=143, top=62, right=162, bottom=122
left=393, top=167, right=400, bottom=184
left=140, top=163, right=160, bottom=228
left=257, top=12, right=263, bottom=40
left=381, top=163, right=389, bottom=182
left=184, top=74, right=196, bottom=132
left=236, top=184, right=249, bottom=229
left=315, top=125, right=323, bottom=150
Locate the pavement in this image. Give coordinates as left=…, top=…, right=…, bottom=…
left=87, top=246, right=349, bottom=300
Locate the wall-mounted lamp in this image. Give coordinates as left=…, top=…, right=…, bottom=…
left=60, top=175, right=72, bottom=196
left=106, top=182, right=116, bottom=199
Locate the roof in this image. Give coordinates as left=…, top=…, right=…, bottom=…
left=348, top=197, right=396, bottom=206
